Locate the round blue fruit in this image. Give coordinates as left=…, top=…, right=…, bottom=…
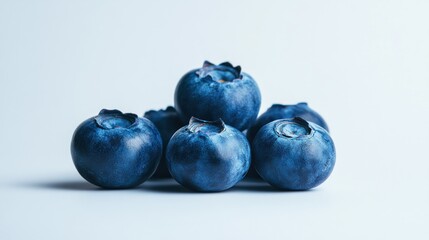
left=174, top=61, right=261, bottom=131
left=252, top=118, right=336, bottom=190
left=166, top=117, right=251, bottom=192
left=144, top=106, right=185, bottom=178
left=247, top=102, right=329, bottom=143
left=71, top=109, right=162, bottom=189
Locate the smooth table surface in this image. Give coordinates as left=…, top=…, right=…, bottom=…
left=1, top=167, right=427, bottom=240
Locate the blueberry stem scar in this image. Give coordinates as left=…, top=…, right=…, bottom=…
left=94, top=109, right=138, bottom=130
left=188, top=117, right=226, bottom=134
left=274, top=117, right=313, bottom=139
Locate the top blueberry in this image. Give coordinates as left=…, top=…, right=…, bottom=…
left=174, top=61, right=261, bottom=131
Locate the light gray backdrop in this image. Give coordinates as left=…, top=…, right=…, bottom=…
left=0, top=0, right=428, bottom=239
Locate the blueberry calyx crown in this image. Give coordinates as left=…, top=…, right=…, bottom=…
left=197, top=61, right=242, bottom=83
left=274, top=117, right=313, bottom=139
left=95, top=109, right=138, bottom=130
left=270, top=102, right=308, bottom=109
left=144, top=106, right=176, bottom=118
left=187, top=117, right=226, bottom=135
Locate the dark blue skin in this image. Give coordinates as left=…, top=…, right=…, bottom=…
left=71, top=109, right=162, bottom=189
left=252, top=118, right=336, bottom=190
left=166, top=117, right=251, bottom=192
left=247, top=102, right=329, bottom=143
left=144, top=106, right=185, bottom=179
left=174, top=61, right=261, bottom=131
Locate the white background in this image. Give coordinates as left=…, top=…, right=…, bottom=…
left=1, top=0, right=428, bottom=239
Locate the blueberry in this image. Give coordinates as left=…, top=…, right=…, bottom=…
left=247, top=102, right=329, bottom=143
left=144, top=106, right=185, bottom=179
left=166, top=117, right=251, bottom=192
left=174, top=61, right=261, bottom=131
left=246, top=102, right=329, bottom=179
left=252, top=118, right=336, bottom=190
left=71, top=109, right=162, bottom=189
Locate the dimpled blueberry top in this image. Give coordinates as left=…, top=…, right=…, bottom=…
left=196, top=62, right=241, bottom=83
left=247, top=102, right=329, bottom=143
left=274, top=119, right=312, bottom=138
left=187, top=118, right=224, bottom=135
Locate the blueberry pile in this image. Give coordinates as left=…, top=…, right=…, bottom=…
left=71, top=61, right=336, bottom=191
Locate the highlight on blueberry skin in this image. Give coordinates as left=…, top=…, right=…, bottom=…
left=144, top=106, right=185, bottom=179
left=247, top=102, right=329, bottom=143
left=174, top=61, right=261, bottom=131
left=252, top=117, right=335, bottom=190
left=166, top=117, right=251, bottom=192
left=70, top=109, right=163, bottom=189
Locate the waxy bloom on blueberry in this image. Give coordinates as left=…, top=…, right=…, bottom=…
left=174, top=61, right=261, bottom=131
left=144, top=106, right=185, bottom=178
left=166, top=117, right=251, bottom=192
left=252, top=118, right=335, bottom=190
left=71, top=109, right=162, bottom=189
